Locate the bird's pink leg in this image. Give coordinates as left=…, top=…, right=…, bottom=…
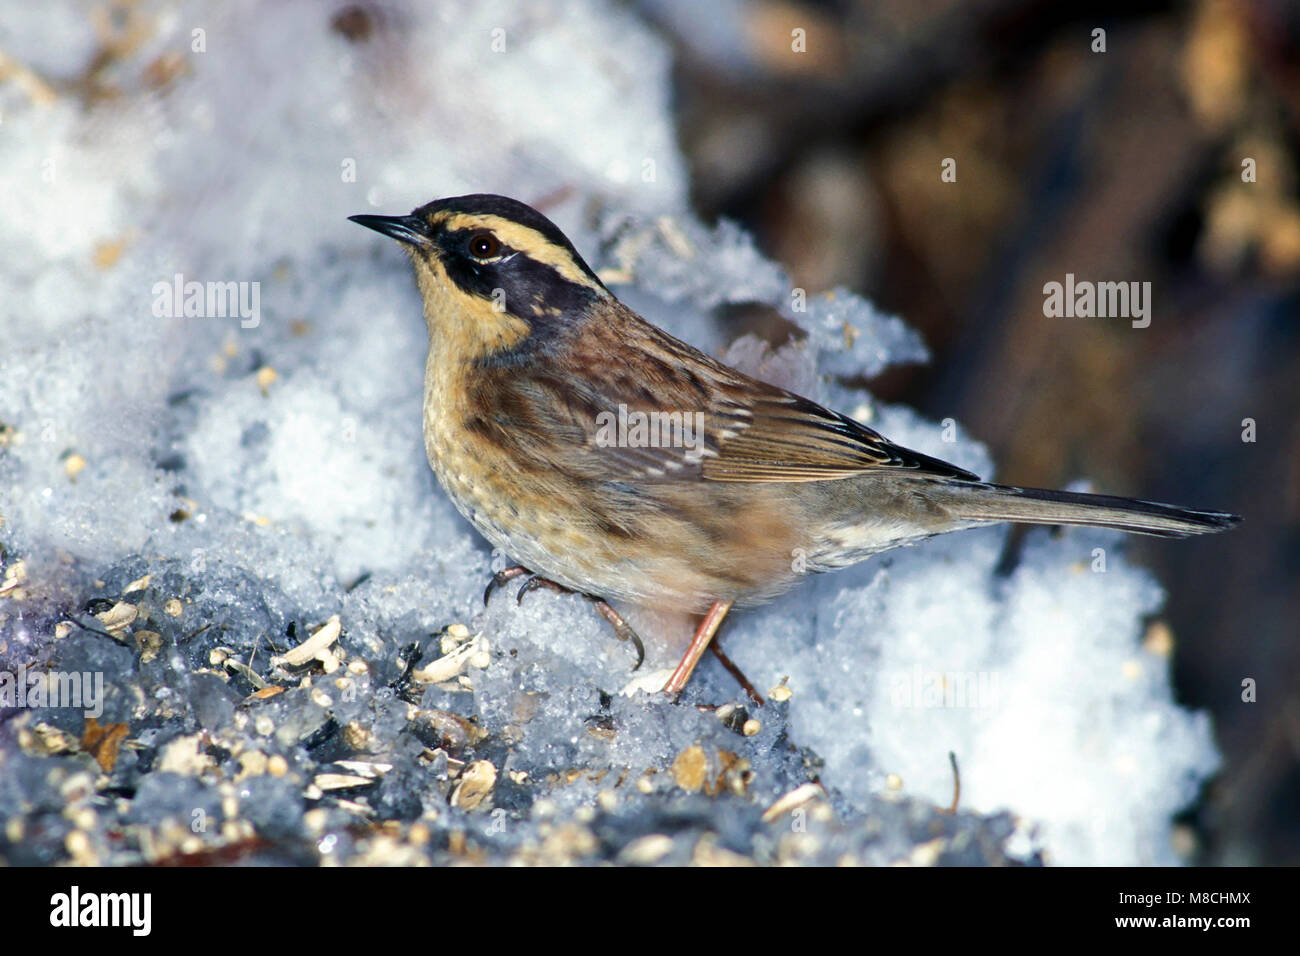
left=663, top=599, right=734, bottom=698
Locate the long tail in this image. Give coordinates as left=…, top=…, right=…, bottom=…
left=938, top=482, right=1240, bottom=538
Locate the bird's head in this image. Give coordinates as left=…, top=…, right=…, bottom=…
left=350, top=194, right=608, bottom=361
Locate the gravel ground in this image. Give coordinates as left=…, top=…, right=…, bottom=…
left=0, top=555, right=1031, bottom=866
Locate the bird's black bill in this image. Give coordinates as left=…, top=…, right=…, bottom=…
left=348, top=213, right=428, bottom=245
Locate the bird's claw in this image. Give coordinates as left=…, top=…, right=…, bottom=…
left=516, top=574, right=570, bottom=604
left=483, top=566, right=529, bottom=606
left=586, top=596, right=645, bottom=671
left=480, top=568, right=645, bottom=672
left=613, top=621, right=645, bottom=671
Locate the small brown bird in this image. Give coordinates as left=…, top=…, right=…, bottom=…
left=351, top=194, right=1239, bottom=698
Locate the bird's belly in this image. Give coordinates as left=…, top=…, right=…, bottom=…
left=423, top=414, right=658, bottom=600
left=423, top=420, right=806, bottom=610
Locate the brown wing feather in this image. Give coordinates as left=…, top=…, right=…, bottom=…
left=698, top=387, right=978, bottom=482
left=473, top=304, right=980, bottom=485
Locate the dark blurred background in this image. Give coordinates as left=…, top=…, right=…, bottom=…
left=638, top=0, right=1300, bottom=864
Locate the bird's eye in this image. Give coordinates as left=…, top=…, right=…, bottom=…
left=468, top=232, right=500, bottom=259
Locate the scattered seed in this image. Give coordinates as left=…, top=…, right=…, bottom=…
left=768, top=683, right=793, bottom=702
left=0, top=560, right=26, bottom=598
left=94, top=601, right=138, bottom=635
left=413, top=633, right=485, bottom=685
left=65, top=829, right=94, bottom=863
left=225, top=658, right=267, bottom=689
left=134, top=630, right=163, bottom=663
left=271, top=614, right=341, bottom=669
left=450, top=760, right=497, bottom=811
left=156, top=734, right=215, bottom=776
left=656, top=215, right=695, bottom=259
left=314, top=773, right=373, bottom=791
left=761, top=782, right=825, bottom=823
left=908, top=837, right=947, bottom=867
left=236, top=751, right=268, bottom=779
left=333, top=760, right=391, bottom=779
left=618, top=833, right=674, bottom=865
left=342, top=721, right=377, bottom=754
left=1143, top=620, right=1174, bottom=657
left=123, top=574, right=152, bottom=594
left=671, top=746, right=708, bottom=792
left=80, top=718, right=129, bottom=773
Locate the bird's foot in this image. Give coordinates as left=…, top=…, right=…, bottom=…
left=663, top=600, right=756, bottom=703
left=708, top=637, right=763, bottom=706
left=483, top=565, right=644, bottom=671
left=586, top=597, right=645, bottom=671
left=483, top=565, right=529, bottom=606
